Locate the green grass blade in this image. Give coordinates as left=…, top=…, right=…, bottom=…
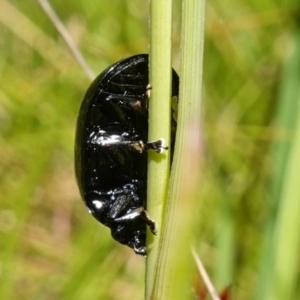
left=258, top=23, right=300, bottom=300
left=271, top=100, right=300, bottom=299
left=146, top=0, right=173, bottom=298
left=150, top=0, right=206, bottom=299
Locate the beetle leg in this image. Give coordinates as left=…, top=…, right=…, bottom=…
left=146, top=84, right=152, bottom=98
left=139, top=208, right=157, bottom=234
left=89, top=130, right=167, bottom=154
left=103, top=139, right=168, bottom=154
left=114, top=207, right=157, bottom=234
left=144, top=139, right=168, bottom=153
left=133, top=244, right=146, bottom=256
left=106, top=94, right=147, bottom=112
left=108, top=183, right=140, bottom=219
left=108, top=193, right=139, bottom=219
left=120, top=139, right=168, bottom=154
left=108, top=195, right=131, bottom=219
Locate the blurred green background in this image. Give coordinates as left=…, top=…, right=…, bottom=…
left=0, top=0, right=299, bottom=299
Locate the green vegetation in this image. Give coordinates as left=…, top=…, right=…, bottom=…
left=0, top=0, right=299, bottom=299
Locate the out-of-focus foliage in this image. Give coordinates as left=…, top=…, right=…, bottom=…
left=0, top=0, right=299, bottom=299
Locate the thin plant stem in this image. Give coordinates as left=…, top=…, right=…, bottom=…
left=38, top=0, right=95, bottom=81
left=146, top=0, right=173, bottom=298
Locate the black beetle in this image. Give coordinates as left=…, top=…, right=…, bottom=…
left=75, top=54, right=179, bottom=255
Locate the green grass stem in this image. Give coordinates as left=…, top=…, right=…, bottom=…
left=150, top=0, right=206, bottom=299
left=146, top=0, right=173, bottom=298
left=259, top=24, right=300, bottom=300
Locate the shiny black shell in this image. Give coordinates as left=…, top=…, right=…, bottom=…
left=75, top=54, right=179, bottom=255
